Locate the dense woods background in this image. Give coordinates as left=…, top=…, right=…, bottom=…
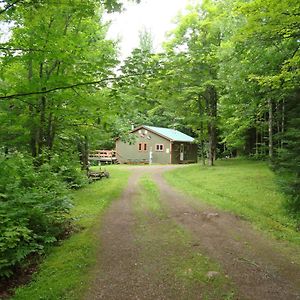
left=0, top=0, right=299, bottom=279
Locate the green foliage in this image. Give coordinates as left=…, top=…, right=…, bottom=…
left=50, top=153, right=88, bottom=189
left=0, top=153, right=73, bottom=278
left=0, top=0, right=119, bottom=162
left=12, top=167, right=129, bottom=300
left=0, top=0, right=121, bottom=279
left=159, top=0, right=300, bottom=208
left=138, top=27, right=154, bottom=53
left=273, top=92, right=300, bottom=214
left=1, top=0, right=299, bottom=283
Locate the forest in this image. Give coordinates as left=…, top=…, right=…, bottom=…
left=0, top=0, right=299, bottom=286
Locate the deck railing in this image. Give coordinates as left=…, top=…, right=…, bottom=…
left=89, top=150, right=116, bottom=158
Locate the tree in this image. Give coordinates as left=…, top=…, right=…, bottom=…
left=160, top=1, right=222, bottom=165
left=138, top=27, right=154, bottom=53
left=216, top=0, right=300, bottom=212
left=0, top=0, right=118, bottom=165
left=0, top=0, right=124, bottom=278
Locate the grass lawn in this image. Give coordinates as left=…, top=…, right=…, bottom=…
left=164, top=159, right=300, bottom=245
left=12, top=168, right=130, bottom=300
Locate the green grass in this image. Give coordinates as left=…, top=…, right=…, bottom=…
left=134, top=176, right=235, bottom=299
left=135, top=176, right=164, bottom=216
left=12, top=168, right=130, bottom=300
left=164, top=159, right=300, bottom=245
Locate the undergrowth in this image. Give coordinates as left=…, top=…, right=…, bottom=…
left=11, top=168, right=129, bottom=300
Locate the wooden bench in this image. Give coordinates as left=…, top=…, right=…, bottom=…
left=88, top=170, right=110, bottom=182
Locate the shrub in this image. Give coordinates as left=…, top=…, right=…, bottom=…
left=0, top=153, right=73, bottom=278
left=50, top=153, right=88, bottom=189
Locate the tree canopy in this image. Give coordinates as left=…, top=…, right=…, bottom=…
left=0, top=0, right=299, bottom=279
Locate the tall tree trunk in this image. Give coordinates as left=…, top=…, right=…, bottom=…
left=200, top=125, right=205, bottom=166
left=28, top=55, right=38, bottom=157
left=29, top=104, right=37, bottom=157
left=46, top=112, right=55, bottom=151
left=36, top=62, right=47, bottom=165
left=208, top=122, right=217, bottom=166
left=206, top=86, right=217, bottom=166
left=197, top=94, right=205, bottom=165
left=276, top=103, right=280, bottom=150
left=268, top=99, right=273, bottom=160
left=255, top=118, right=259, bottom=156
left=78, top=136, right=89, bottom=174
left=263, top=112, right=267, bottom=157
left=281, top=99, right=285, bottom=148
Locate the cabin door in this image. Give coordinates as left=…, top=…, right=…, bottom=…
left=180, top=144, right=184, bottom=161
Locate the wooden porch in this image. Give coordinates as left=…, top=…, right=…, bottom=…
left=89, top=150, right=118, bottom=164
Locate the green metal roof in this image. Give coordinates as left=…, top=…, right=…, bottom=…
left=143, top=125, right=195, bottom=142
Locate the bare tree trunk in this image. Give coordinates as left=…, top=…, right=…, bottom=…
left=28, top=56, right=38, bottom=157
left=207, top=130, right=213, bottom=165
left=207, top=123, right=216, bottom=166
left=78, top=136, right=89, bottom=174
left=276, top=103, right=280, bottom=150
left=197, top=94, right=205, bottom=166
left=206, top=86, right=217, bottom=166
left=29, top=104, right=38, bottom=158
left=38, top=95, right=46, bottom=155
left=263, top=112, right=267, bottom=157
left=281, top=99, right=285, bottom=148
left=268, top=99, right=273, bottom=160
left=46, top=112, right=56, bottom=151
left=200, top=130, right=205, bottom=166
left=255, top=118, right=259, bottom=156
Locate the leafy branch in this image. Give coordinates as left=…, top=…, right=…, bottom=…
left=0, top=72, right=146, bottom=100
left=0, top=46, right=54, bottom=52
left=0, top=0, right=22, bottom=15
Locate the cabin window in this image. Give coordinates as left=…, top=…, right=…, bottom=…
left=155, top=144, right=164, bottom=151
left=138, top=142, right=148, bottom=151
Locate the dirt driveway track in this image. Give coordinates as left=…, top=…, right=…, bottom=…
left=85, top=165, right=300, bottom=300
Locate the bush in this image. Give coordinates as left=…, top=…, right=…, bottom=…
left=0, top=153, right=73, bottom=278
left=50, top=153, right=88, bottom=189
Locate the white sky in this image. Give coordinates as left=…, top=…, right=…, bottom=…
left=105, top=0, right=192, bottom=59
left=0, top=1, right=195, bottom=56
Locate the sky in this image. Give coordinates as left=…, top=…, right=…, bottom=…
left=105, top=0, right=191, bottom=59
left=0, top=0, right=192, bottom=55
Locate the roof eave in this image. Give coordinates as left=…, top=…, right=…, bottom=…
left=171, top=140, right=195, bottom=143
left=141, top=125, right=172, bottom=142
left=132, top=125, right=195, bottom=143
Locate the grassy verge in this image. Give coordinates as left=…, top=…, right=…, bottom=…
left=134, top=176, right=235, bottom=299
left=12, top=168, right=129, bottom=300
left=135, top=176, right=164, bottom=217
left=164, top=159, right=300, bottom=245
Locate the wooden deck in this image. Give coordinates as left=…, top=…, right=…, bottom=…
left=89, top=150, right=118, bottom=164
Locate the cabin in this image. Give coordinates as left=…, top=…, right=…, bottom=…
left=115, top=125, right=197, bottom=164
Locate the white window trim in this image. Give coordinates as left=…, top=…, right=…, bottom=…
left=138, top=142, right=148, bottom=151
left=155, top=144, right=164, bottom=152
